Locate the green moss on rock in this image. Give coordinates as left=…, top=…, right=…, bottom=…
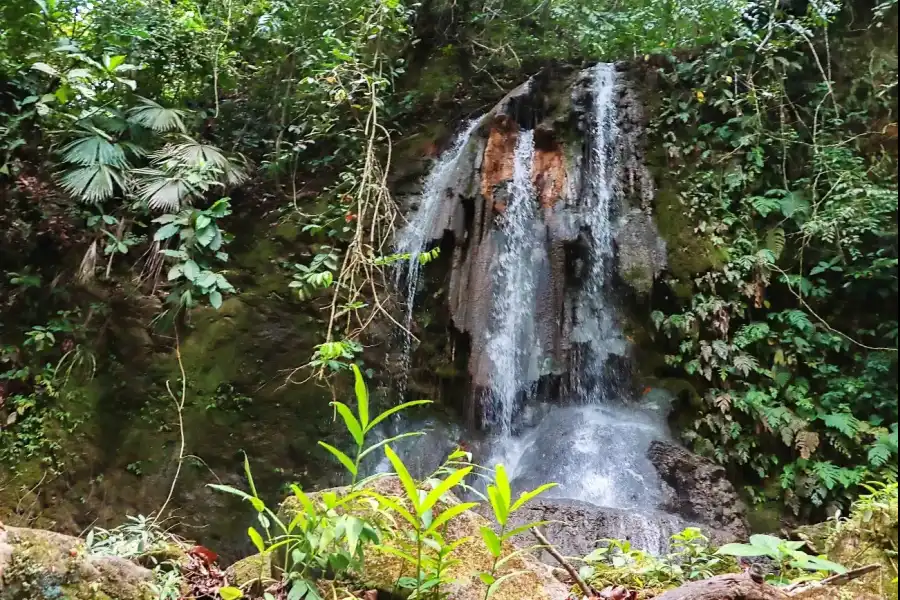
left=0, top=527, right=153, bottom=600
left=654, top=188, right=724, bottom=280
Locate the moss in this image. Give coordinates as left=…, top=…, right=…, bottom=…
left=621, top=265, right=653, bottom=294
left=1, top=528, right=152, bottom=600
left=653, top=188, right=724, bottom=280
left=228, top=553, right=272, bottom=587
left=746, top=501, right=786, bottom=535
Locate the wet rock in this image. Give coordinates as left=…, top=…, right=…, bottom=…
left=488, top=498, right=692, bottom=560
left=0, top=525, right=153, bottom=600
left=615, top=207, right=667, bottom=295
left=647, top=440, right=749, bottom=543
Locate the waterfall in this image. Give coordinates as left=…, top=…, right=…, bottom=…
left=572, top=62, right=627, bottom=399
left=389, top=64, right=683, bottom=553
left=482, top=129, right=546, bottom=433
left=394, top=117, right=483, bottom=393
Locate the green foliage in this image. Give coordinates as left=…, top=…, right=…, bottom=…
left=718, top=534, right=847, bottom=584
left=647, top=1, right=899, bottom=513
left=85, top=514, right=185, bottom=600
left=580, top=528, right=737, bottom=592
left=154, top=197, right=236, bottom=310
left=212, top=366, right=555, bottom=599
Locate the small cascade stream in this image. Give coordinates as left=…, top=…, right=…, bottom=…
left=387, top=64, right=683, bottom=554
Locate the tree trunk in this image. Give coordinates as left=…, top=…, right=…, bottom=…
left=653, top=572, right=790, bottom=600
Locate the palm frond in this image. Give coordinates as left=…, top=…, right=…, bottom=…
left=132, top=167, right=199, bottom=211
left=157, top=137, right=231, bottom=169
left=60, top=135, right=129, bottom=168
left=127, top=98, right=187, bottom=133
left=59, top=165, right=126, bottom=203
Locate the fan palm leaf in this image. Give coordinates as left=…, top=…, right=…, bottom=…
left=127, top=97, right=187, bottom=133
left=59, top=165, right=126, bottom=203
left=60, top=135, right=129, bottom=168
left=132, top=167, right=200, bottom=211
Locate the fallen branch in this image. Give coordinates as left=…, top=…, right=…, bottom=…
left=785, top=563, right=881, bottom=598
left=651, top=563, right=882, bottom=600
left=653, top=571, right=789, bottom=600
left=530, top=528, right=592, bottom=599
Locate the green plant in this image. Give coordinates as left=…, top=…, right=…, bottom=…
left=579, top=528, right=738, bottom=591
left=718, top=534, right=846, bottom=585
left=210, top=365, right=431, bottom=599
left=153, top=197, right=236, bottom=310
left=478, top=465, right=556, bottom=598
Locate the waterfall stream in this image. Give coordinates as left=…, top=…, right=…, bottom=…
left=387, top=64, right=680, bottom=553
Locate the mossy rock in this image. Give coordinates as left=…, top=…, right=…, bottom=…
left=653, top=188, right=725, bottom=281
left=0, top=526, right=154, bottom=600
left=227, top=552, right=272, bottom=587
left=276, top=477, right=569, bottom=600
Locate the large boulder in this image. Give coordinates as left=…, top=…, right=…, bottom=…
left=277, top=477, right=570, bottom=600
left=647, top=440, right=749, bottom=544
left=488, top=498, right=692, bottom=560
left=0, top=525, right=153, bottom=600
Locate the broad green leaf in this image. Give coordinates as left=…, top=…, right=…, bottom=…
left=420, top=466, right=473, bottom=514
left=195, top=214, right=212, bottom=230
left=209, top=290, right=223, bottom=309
left=247, top=526, right=266, bottom=553
left=790, top=556, right=847, bottom=574
left=331, top=401, right=364, bottom=446
left=367, top=400, right=432, bottom=431
left=718, top=543, right=764, bottom=557
left=510, top=483, right=558, bottom=512
left=154, top=223, right=180, bottom=241
left=289, top=484, right=318, bottom=517
left=351, top=364, right=369, bottom=429
left=384, top=445, right=420, bottom=514
left=494, top=464, right=511, bottom=511
left=425, top=502, right=479, bottom=534
left=183, top=259, right=200, bottom=281
left=479, top=572, right=495, bottom=585
left=480, top=526, right=502, bottom=557
left=218, top=586, right=243, bottom=600
left=32, top=62, right=59, bottom=76
left=318, top=441, right=358, bottom=476
left=487, top=485, right=508, bottom=527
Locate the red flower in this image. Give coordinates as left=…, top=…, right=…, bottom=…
left=345, top=213, right=356, bottom=223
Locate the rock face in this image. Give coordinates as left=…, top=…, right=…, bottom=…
left=0, top=525, right=153, bottom=600
left=647, top=440, right=749, bottom=543
left=486, top=498, right=692, bottom=561
left=277, top=477, right=570, bottom=600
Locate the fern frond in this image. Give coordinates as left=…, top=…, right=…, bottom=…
left=60, top=135, right=129, bottom=168
left=127, top=97, right=187, bottom=133
left=765, top=227, right=785, bottom=259
left=59, top=165, right=126, bottom=203
left=795, top=430, right=820, bottom=459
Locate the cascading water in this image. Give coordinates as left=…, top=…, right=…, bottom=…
left=482, top=129, right=547, bottom=432
left=388, top=64, right=686, bottom=553
left=393, top=117, right=483, bottom=392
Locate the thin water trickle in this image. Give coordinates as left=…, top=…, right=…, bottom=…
left=393, top=117, right=483, bottom=394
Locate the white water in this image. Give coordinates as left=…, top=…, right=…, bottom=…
left=482, top=129, right=548, bottom=433
left=394, top=118, right=483, bottom=393
left=388, top=65, right=677, bottom=553
left=482, top=64, right=673, bottom=547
